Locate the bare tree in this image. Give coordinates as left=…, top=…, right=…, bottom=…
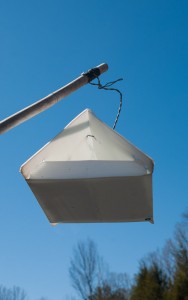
left=105, top=272, right=130, bottom=296
left=69, top=239, right=130, bottom=300
left=0, top=285, right=12, bottom=300
left=93, top=272, right=130, bottom=300
left=0, top=285, right=27, bottom=300
left=11, top=286, right=27, bottom=300
left=69, top=239, right=102, bottom=300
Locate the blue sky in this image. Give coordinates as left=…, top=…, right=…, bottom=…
left=0, top=0, right=188, bottom=299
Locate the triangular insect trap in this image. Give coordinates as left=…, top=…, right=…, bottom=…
left=20, top=109, right=154, bottom=224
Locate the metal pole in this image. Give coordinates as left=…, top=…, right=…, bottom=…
left=0, top=63, right=108, bottom=134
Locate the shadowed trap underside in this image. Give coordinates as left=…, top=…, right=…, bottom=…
left=20, top=109, right=154, bottom=224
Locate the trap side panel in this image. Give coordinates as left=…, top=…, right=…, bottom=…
left=26, top=175, right=153, bottom=223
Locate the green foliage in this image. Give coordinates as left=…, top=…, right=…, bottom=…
left=130, top=211, right=188, bottom=300
left=170, top=270, right=188, bottom=299
left=130, top=258, right=169, bottom=300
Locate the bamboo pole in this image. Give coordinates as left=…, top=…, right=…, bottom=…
left=0, top=63, right=108, bottom=134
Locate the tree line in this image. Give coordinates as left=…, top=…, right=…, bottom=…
left=69, top=212, right=188, bottom=300
left=1, top=211, right=187, bottom=299
left=0, top=285, right=47, bottom=300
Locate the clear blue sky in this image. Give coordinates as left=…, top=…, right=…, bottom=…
left=0, top=0, right=188, bottom=299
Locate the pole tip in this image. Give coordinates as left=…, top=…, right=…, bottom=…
left=97, top=63, right=109, bottom=74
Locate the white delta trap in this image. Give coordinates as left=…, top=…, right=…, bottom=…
left=20, top=109, right=154, bottom=224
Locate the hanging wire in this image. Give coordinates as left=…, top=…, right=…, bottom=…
left=89, top=77, right=123, bottom=130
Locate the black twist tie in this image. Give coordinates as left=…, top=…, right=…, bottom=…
left=82, top=67, right=101, bottom=82
left=89, top=77, right=123, bottom=130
